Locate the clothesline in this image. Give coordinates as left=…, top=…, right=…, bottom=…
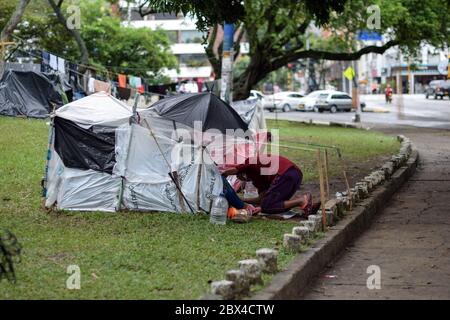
left=10, top=34, right=157, bottom=75
left=15, top=48, right=174, bottom=98
left=11, top=34, right=209, bottom=97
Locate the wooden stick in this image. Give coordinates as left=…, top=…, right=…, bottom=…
left=317, top=149, right=327, bottom=231
left=172, top=170, right=187, bottom=212
left=324, top=149, right=330, bottom=200
left=342, top=169, right=352, bottom=211
left=196, top=148, right=203, bottom=210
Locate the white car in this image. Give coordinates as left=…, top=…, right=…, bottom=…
left=313, top=90, right=353, bottom=113
left=296, top=90, right=331, bottom=111
left=247, top=90, right=267, bottom=105
left=263, top=91, right=304, bottom=112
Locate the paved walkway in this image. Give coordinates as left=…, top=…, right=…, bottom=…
left=304, top=128, right=450, bottom=299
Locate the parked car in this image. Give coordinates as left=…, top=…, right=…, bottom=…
left=297, top=90, right=331, bottom=111
left=425, top=80, right=450, bottom=99
left=248, top=90, right=266, bottom=102
left=313, top=91, right=353, bottom=113
left=263, top=91, right=304, bottom=112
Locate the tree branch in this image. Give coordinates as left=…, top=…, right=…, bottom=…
left=204, top=24, right=221, bottom=78
left=270, top=40, right=400, bottom=71
left=47, top=0, right=89, bottom=66
left=0, top=0, right=31, bottom=42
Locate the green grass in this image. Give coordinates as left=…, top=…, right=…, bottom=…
left=267, top=119, right=399, bottom=182
left=0, top=117, right=398, bottom=299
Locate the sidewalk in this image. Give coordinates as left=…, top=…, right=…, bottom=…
left=304, top=127, right=450, bottom=299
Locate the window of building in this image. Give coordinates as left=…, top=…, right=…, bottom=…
left=180, top=30, right=205, bottom=44
left=165, top=31, right=178, bottom=43
left=179, top=54, right=209, bottom=67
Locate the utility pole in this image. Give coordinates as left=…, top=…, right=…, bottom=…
left=220, top=23, right=234, bottom=103
left=352, top=60, right=361, bottom=123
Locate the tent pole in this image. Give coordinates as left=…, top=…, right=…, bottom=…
left=317, top=149, right=327, bottom=231
left=143, top=119, right=195, bottom=214
left=324, top=149, right=330, bottom=200
left=196, top=146, right=203, bottom=210
left=116, top=93, right=140, bottom=211
left=41, top=114, right=55, bottom=209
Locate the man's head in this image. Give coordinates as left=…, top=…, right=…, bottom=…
left=237, top=172, right=249, bottom=181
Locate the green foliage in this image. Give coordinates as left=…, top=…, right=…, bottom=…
left=7, top=0, right=177, bottom=79
left=325, top=0, right=450, bottom=54
left=0, top=0, right=20, bottom=32
left=139, top=0, right=245, bottom=32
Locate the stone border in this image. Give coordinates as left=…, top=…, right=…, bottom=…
left=252, top=142, right=418, bottom=299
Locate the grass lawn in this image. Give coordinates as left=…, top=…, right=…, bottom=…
left=0, top=117, right=398, bottom=299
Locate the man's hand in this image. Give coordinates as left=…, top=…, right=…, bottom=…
left=221, top=168, right=239, bottom=177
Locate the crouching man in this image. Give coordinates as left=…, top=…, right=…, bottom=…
left=221, top=154, right=313, bottom=216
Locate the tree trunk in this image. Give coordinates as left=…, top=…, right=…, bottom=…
left=205, top=24, right=221, bottom=78
left=0, top=0, right=31, bottom=75
left=233, top=50, right=268, bottom=100
left=0, top=0, right=31, bottom=41
left=47, top=0, right=89, bottom=67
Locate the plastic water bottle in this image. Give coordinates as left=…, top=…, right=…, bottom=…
left=244, top=181, right=259, bottom=198
left=210, top=193, right=228, bottom=225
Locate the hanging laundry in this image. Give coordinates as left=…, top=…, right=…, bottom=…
left=68, top=63, right=80, bottom=90
left=88, top=77, right=96, bottom=94
left=118, top=74, right=127, bottom=88
left=138, top=85, right=144, bottom=94
left=57, top=57, right=66, bottom=74
left=130, top=87, right=137, bottom=98
left=135, top=77, right=142, bottom=88
left=129, top=76, right=142, bottom=89
left=129, top=76, right=136, bottom=88
left=41, top=51, right=50, bottom=73
left=111, top=81, right=118, bottom=98
left=118, top=87, right=131, bottom=101
left=49, top=54, right=58, bottom=71
left=94, top=79, right=111, bottom=94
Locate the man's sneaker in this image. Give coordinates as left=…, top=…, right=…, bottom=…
left=300, top=192, right=313, bottom=217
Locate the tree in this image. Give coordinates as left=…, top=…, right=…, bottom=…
left=9, top=0, right=177, bottom=80
left=0, top=0, right=31, bottom=41
left=141, top=0, right=450, bottom=99
left=47, top=0, right=89, bottom=66
left=0, top=0, right=31, bottom=74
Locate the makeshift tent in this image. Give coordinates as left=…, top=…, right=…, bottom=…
left=0, top=70, right=65, bottom=118
left=231, top=98, right=266, bottom=133
left=151, top=92, right=249, bottom=134
left=45, top=92, right=223, bottom=213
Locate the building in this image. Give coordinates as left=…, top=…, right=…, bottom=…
left=121, top=4, right=248, bottom=83
left=357, top=41, right=449, bottom=94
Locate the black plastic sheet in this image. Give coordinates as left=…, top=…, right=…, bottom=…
left=0, top=70, right=64, bottom=118
left=54, top=117, right=116, bottom=173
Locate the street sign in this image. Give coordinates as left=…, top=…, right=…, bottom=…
left=356, top=31, right=382, bottom=41
left=343, top=67, right=355, bottom=81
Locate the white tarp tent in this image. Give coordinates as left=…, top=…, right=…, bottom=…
left=44, top=92, right=223, bottom=213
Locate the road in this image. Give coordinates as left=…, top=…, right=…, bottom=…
left=265, top=94, right=450, bottom=130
